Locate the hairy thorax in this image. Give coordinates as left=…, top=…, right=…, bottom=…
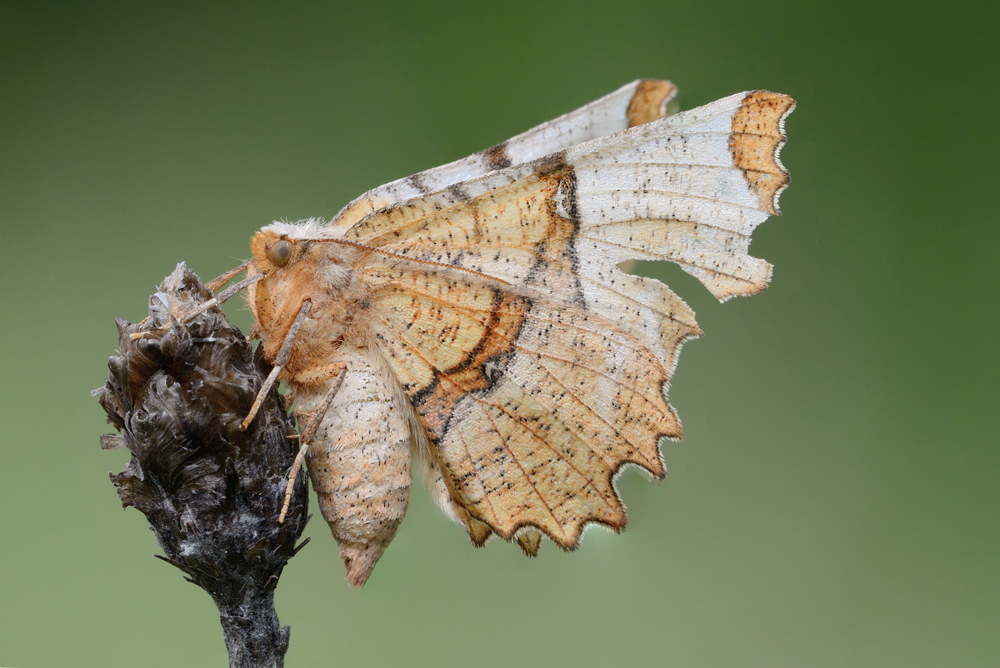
left=248, top=228, right=372, bottom=384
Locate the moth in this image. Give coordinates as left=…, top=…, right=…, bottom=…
left=220, top=79, right=793, bottom=586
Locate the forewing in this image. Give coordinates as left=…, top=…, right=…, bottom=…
left=329, top=80, right=677, bottom=233
left=363, top=258, right=677, bottom=547
left=349, top=90, right=793, bottom=298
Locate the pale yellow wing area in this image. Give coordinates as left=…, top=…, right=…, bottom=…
left=362, top=257, right=678, bottom=547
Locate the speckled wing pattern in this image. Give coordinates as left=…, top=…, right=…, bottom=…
left=328, top=79, right=679, bottom=234
left=344, top=84, right=794, bottom=551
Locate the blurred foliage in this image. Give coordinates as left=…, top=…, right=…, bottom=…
left=1, top=1, right=997, bottom=666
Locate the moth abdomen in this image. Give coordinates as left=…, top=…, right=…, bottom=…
left=298, top=348, right=412, bottom=587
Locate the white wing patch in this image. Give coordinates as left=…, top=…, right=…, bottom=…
left=559, top=91, right=793, bottom=301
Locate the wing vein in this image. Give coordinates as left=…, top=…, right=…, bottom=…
left=629, top=161, right=786, bottom=176
left=578, top=186, right=770, bottom=213
left=454, top=422, right=503, bottom=528
left=375, top=313, right=611, bottom=526
left=371, top=281, right=653, bottom=346
left=470, top=397, right=566, bottom=534
left=572, top=272, right=696, bottom=328
left=524, top=352, right=652, bottom=468
left=373, top=284, right=666, bottom=399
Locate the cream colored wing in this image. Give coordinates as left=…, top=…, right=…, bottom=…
left=329, top=80, right=678, bottom=233
left=344, top=90, right=792, bottom=549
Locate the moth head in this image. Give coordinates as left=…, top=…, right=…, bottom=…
left=251, top=230, right=299, bottom=273
left=254, top=220, right=365, bottom=293
left=247, top=229, right=319, bottom=347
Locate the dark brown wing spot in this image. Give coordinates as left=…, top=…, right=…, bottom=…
left=484, top=142, right=512, bottom=170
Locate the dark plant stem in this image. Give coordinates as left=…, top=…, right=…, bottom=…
left=217, top=588, right=288, bottom=668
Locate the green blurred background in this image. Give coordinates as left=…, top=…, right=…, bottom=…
left=2, top=1, right=997, bottom=666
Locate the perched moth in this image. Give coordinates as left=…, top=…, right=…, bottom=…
left=224, top=80, right=793, bottom=586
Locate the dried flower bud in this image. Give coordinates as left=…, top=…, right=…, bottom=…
left=96, top=263, right=308, bottom=668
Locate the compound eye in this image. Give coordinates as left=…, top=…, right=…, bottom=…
left=267, top=239, right=293, bottom=267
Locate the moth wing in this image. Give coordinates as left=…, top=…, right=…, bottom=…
left=362, top=258, right=676, bottom=547
left=352, top=90, right=794, bottom=548
left=329, top=80, right=677, bottom=233
left=349, top=90, right=793, bottom=353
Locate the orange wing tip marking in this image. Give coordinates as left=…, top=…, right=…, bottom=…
left=730, top=91, right=796, bottom=215
left=627, top=79, right=678, bottom=127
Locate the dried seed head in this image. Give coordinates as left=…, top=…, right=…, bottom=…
left=96, top=263, right=309, bottom=664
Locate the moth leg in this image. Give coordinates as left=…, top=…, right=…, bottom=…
left=182, top=272, right=262, bottom=321
left=241, top=299, right=312, bottom=431
left=278, top=363, right=346, bottom=523
left=129, top=265, right=261, bottom=341
left=206, top=260, right=251, bottom=292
